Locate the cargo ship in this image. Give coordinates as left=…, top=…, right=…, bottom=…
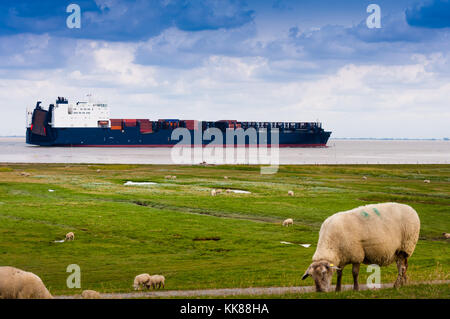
left=26, top=97, right=331, bottom=147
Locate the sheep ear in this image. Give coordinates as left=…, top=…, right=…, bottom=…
left=331, top=266, right=341, bottom=270
left=301, top=267, right=311, bottom=280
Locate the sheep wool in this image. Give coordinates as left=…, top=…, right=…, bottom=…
left=81, top=290, right=101, bottom=299
left=282, top=218, right=294, bottom=227
left=312, top=202, right=420, bottom=267
left=0, top=266, right=53, bottom=299
left=149, top=275, right=165, bottom=289
left=133, top=273, right=151, bottom=290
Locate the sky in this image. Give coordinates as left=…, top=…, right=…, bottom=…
left=0, top=0, right=449, bottom=138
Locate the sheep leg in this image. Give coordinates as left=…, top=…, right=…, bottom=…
left=352, top=263, right=360, bottom=291
left=394, top=253, right=408, bottom=288
left=335, top=268, right=343, bottom=292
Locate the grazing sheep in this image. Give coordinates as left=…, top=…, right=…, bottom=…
left=424, top=179, right=430, bottom=183
left=282, top=218, right=294, bottom=227
left=133, top=273, right=151, bottom=291
left=164, top=175, right=172, bottom=179
left=443, top=233, right=450, bottom=239
left=171, top=175, right=177, bottom=180
left=20, top=172, right=31, bottom=177
left=362, top=176, right=367, bottom=181
left=211, top=189, right=217, bottom=196
left=225, top=189, right=232, bottom=193
left=224, top=176, right=229, bottom=180
left=0, top=266, right=53, bottom=299
left=81, top=290, right=101, bottom=299
left=148, top=275, right=165, bottom=289
left=215, top=189, right=223, bottom=194
left=301, top=202, right=420, bottom=292
left=288, top=190, right=294, bottom=196
left=65, top=232, right=75, bottom=241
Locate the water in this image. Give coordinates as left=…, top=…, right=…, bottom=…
left=0, top=137, right=448, bottom=164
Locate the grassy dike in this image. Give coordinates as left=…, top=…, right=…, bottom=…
left=0, top=164, right=448, bottom=298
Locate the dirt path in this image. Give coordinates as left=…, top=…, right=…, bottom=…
left=55, top=280, right=450, bottom=299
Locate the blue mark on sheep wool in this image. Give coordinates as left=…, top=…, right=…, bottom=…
left=373, top=208, right=381, bottom=216
left=360, top=211, right=369, bottom=218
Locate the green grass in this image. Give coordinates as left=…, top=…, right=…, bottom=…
left=0, top=163, right=449, bottom=298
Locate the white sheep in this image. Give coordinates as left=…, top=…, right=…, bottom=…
left=288, top=190, right=294, bottom=196
left=133, top=273, right=151, bottom=290
left=443, top=233, right=450, bottom=239
left=282, top=218, right=294, bottom=227
left=0, top=266, right=53, bottom=299
left=65, top=232, right=75, bottom=241
left=225, top=189, right=232, bottom=193
left=215, top=189, right=223, bottom=194
left=211, top=189, right=217, bottom=196
left=149, top=275, right=165, bottom=289
left=301, top=202, right=420, bottom=292
left=424, top=179, right=430, bottom=183
left=362, top=176, right=367, bottom=181
left=171, top=175, right=177, bottom=180
left=224, top=176, right=229, bottom=180
left=81, top=290, right=101, bottom=299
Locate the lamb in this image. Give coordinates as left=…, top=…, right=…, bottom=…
left=224, top=176, right=229, bottom=180
left=65, top=232, right=75, bottom=241
left=362, top=176, right=367, bottom=180
left=288, top=190, right=294, bottom=196
left=443, top=233, right=450, bottom=239
left=133, top=273, right=151, bottom=290
left=301, top=202, right=420, bottom=292
left=424, top=179, right=430, bottom=183
left=148, top=275, right=165, bottom=289
left=81, top=290, right=101, bottom=299
left=211, top=189, right=217, bottom=196
left=0, top=266, right=53, bottom=299
left=282, top=218, right=294, bottom=227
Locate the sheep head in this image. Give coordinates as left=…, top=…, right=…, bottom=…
left=301, top=260, right=340, bottom=292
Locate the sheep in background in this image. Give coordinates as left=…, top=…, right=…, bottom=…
left=362, top=176, right=367, bottom=181
left=443, top=233, right=450, bottom=239
left=288, top=190, right=294, bottom=196
left=164, top=175, right=172, bottom=179
left=215, top=189, right=223, bottom=194
left=224, top=176, right=229, bottom=180
left=225, top=189, right=232, bottom=193
left=171, top=175, right=177, bottom=180
left=424, top=179, right=430, bottom=183
left=133, top=273, right=151, bottom=291
left=0, top=266, right=53, bottom=299
left=148, top=275, right=165, bottom=289
left=282, top=218, right=294, bottom=227
left=81, top=290, right=101, bottom=299
left=211, top=189, right=217, bottom=196
left=65, top=232, right=75, bottom=241
left=301, top=202, right=420, bottom=292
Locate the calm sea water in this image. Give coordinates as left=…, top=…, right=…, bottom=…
left=0, top=137, right=448, bottom=164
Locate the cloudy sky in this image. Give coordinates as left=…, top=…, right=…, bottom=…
left=1, top=0, right=449, bottom=138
